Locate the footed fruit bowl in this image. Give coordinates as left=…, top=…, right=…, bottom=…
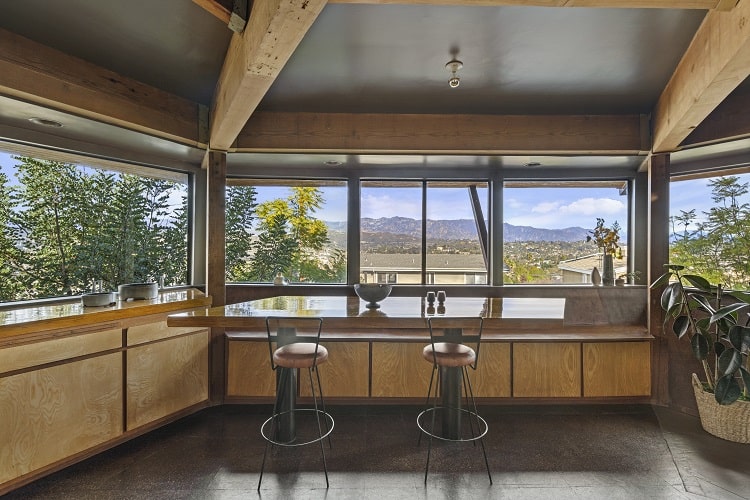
left=354, top=283, right=392, bottom=309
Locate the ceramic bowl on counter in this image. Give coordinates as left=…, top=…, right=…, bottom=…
left=354, top=283, right=392, bottom=309
left=118, top=282, right=158, bottom=300
left=81, top=292, right=116, bottom=307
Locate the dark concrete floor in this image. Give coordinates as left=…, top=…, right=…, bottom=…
left=4, top=404, right=749, bottom=499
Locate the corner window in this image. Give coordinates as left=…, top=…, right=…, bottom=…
left=0, top=148, right=188, bottom=303
left=503, top=181, right=629, bottom=285
left=225, top=179, right=347, bottom=284
left=670, top=172, right=750, bottom=290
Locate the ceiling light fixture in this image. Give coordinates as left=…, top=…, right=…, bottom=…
left=28, top=117, right=63, bottom=128
left=324, top=160, right=342, bottom=166
left=445, top=59, right=463, bottom=88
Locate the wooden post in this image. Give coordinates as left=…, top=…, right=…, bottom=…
left=648, top=154, right=670, bottom=406
left=207, top=150, right=227, bottom=403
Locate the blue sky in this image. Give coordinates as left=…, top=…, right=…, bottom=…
left=4, top=150, right=744, bottom=231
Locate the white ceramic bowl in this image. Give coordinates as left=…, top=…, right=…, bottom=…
left=354, top=283, right=392, bottom=308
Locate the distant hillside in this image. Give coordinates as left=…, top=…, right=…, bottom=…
left=326, top=217, right=590, bottom=242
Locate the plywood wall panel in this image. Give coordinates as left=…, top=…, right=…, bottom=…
left=127, top=320, right=204, bottom=346
left=0, top=353, right=122, bottom=484
left=472, top=342, right=511, bottom=398
left=371, top=343, right=432, bottom=398
left=583, top=341, right=651, bottom=397
left=226, top=341, right=276, bottom=397
left=126, top=331, right=208, bottom=430
left=513, top=343, right=581, bottom=397
left=299, top=342, right=369, bottom=397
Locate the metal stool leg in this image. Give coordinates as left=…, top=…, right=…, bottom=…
left=424, top=364, right=440, bottom=484
left=259, top=367, right=289, bottom=491
left=464, top=368, right=492, bottom=485
left=308, top=366, right=329, bottom=488
left=314, top=364, right=333, bottom=449
left=418, top=363, right=437, bottom=446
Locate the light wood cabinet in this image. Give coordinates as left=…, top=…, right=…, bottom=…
left=472, top=342, right=511, bottom=398
left=0, top=353, right=122, bottom=484
left=513, top=342, right=582, bottom=397
left=126, top=329, right=209, bottom=429
left=299, top=342, right=369, bottom=397
left=583, top=341, right=651, bottom=397
left=226, top=340, right=276, bottom=397
left=371, top=342, right=432, bottom=398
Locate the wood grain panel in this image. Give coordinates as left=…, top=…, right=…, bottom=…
left=226, top=341, right=276, bottom=397
left=583, top=342, right=651, bottom=397
left=0, top=353, right=122, bottom=484
left=0, top=328, right=121, bottom=373
left=371, top=343, right=432, bottom=398
left=126, top=331, right=209, bottom=430
left=513, top=343, right=581, bottom=398
left=127, top=320, right=204, bottom=346
left=299, top=342, right=369, bottom=397
left=472, top=342, right=511, bottom=398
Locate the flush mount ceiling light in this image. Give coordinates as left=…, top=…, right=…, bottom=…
left=28, top=117, right=63, bottom=128
left=445, top=59, right=463, bottom=88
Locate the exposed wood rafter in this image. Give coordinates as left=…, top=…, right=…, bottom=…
left=652, top=0, right=750, bottom=152
left=192, top=0, right=250, bottom=33
left=328, top=0, right=737, bottom=10
left=209, top=0, right=327, bottom=151
left=236, top=112, right=649, bottom=154
left=681, top=82, right=750, bottom=147
left=0, top=29, right=203, bottom=147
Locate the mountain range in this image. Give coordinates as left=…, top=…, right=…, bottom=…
left=326, top=217, right=592, bottom=242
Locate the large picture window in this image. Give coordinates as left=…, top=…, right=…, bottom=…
left=503, top=181, right=629, bottom=285
left=670, top=171, right=750, bottom=291
left=360, top=180, right=488, bottom=285
left=225, top=179, right=347, bottom=284
left=0, top=149, right=189, bottom=303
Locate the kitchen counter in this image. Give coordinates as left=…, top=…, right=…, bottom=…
left=0, top=288, right=211, bottom=342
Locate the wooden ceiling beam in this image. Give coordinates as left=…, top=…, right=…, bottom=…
left=193, top=0, right=233, bottom=24
left=209, top=0, right=327, bottom=151
left=235, top=111, right=649, bottom=154
left=0, top=29, right=203, bottom=147
left=328, top=0, right=737, bottom=10
left=652, top=0, right=750, bottom=153
left=680, top=82, right=750, bottom=147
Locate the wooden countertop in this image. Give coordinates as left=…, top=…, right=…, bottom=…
left=168, top=296, right=651, bottom=340
left=0, top=288, right=211, bottom=341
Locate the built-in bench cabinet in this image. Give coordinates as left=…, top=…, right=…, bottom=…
left=225, top=337, right=650, bottom=401
left=0, top=290, right=210, bottom=494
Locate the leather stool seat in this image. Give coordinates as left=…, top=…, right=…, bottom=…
left=274, top=343, right=329, bottom=368
left=422, top=342, right=475, bottom=368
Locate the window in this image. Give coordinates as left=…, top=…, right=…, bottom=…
left=360, top=180, right=488, bottom=285
left=503, top=181, right=628, bottom=285
left=225, top=179, right=347, bottom=284
left=0, top=148, right=188, bottom=303
left=670, top=171, right=750, bottom=291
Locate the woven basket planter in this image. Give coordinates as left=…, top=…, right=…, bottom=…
left=692, top=373, right=750, bottom=444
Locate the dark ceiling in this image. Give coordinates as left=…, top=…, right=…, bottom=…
left=2, top=1, right=747, bottom=173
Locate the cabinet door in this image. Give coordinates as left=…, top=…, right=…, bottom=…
left=583, top=341, right=651, bottom=397
left=371, top=343, right=432, bottom=398
left=0, top=353, right=122, bottom=484
left=299, top=342, right=369, bottom=398
left=472, top=342, right=511, bottom=398
left=126, top=330, right=209, bottom=429
left=513, top=342, right=581, bottom=397
left=226, top=340, right=276, bottom=397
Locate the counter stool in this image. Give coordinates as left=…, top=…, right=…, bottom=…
left=258, top=316, right=334, bottom=490
left=417, top=316, right=492, bottom=484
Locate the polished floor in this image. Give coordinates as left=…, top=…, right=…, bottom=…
left=5, top=404, right=749, bottom=499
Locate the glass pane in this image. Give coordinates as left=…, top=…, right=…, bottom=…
left=360, top=181, right=422, bottom=284
left=0, top=149, right=188, bottom=303
left=503, top=182, right=628, bottom=285
left=426, top=181, right=488, bottom=285
left=670, top=173, right=750, bottom=291
left=225, top=180, right=347, bottom=284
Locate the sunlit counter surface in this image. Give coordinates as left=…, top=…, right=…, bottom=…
left=0, top=288, right=211, bottom=342
left=167, top=295, right=650, bottom=340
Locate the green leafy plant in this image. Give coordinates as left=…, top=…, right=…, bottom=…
left=652, top=264, right=750, bottom=405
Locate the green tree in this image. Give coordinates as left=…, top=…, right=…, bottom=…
left=225, top=185, right=257, bottom=281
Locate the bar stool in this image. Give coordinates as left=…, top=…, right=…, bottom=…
left=258, top=316, right=334, bottom=490
left=417, top=316, right=492, bottom=484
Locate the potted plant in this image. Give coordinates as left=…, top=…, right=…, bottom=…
left=587, top=218, right=622, bottom=286
left=652, top=264, right=750, bottom=443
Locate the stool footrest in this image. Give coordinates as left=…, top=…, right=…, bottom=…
left=261, top=408, right=335, bottom=447
left=417, top=406, right=488, bottom=443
